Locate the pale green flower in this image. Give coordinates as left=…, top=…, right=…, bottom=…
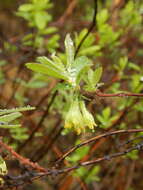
left=64, top=99, right=84, bottom=134
left=80, top=100, right=97, bottom=130
left=64, top=98, right=97, bottom=134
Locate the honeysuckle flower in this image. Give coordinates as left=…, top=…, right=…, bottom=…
left=64, top=98, right=96, bottom=134
left=80, top=100, right=97, bottom=130
left=64, top=99, right=85, bottom=134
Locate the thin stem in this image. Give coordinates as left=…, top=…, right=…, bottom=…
left=74, top=0, right=98, bottom=58
left=55, top=128, right=143, bottom=165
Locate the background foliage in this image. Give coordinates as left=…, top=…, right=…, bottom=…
left=0, top=0, right=143, bottom=189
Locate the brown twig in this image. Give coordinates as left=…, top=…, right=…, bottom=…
left=57, top=0, right=77, bottom=25
left=8, top=143, right=143, bottom=185
left=0, top=139, right=46, bottom=172
left=83, top=89, right=143, bottom=99
left=5, top=141, right=143, bottom=188
left=95, top=89, right=143, bottom=98
left=55, top=129, right=143, bottom=165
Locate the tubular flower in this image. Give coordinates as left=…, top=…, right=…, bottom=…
left=64, top=99, right=85, bottom=134
left=80, top=100, right=97, bottom=130
left=64, top=99, right=97, bottom=134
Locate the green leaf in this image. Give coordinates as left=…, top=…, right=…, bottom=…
left=79, top=45, right=101, bottom=56
left=126, top=150, right=138, bottom=160
left=72, top=56, right=91, bottom=84
left=0, top=112, right=22, bottom=123
left=97, top=9, right=109, bottom=26
left=0, top=124, right=21, bottom=129
left=93, top=67, right=103, bottom=86
left=119, top=57, right=128, bottom=70
left=41, top=27, right=57, bottom=35
left=65, top=34, right=75, bottom=68
left=51, top=54, right=65, bottom=70
left=74, top=167, right=87, bottom=177
left=26, top=63, right=68, bottom=80
left=86, top=166, right=100, bottom=183
left=96, top=114, right=106, bottom=125
left=26, top=80, right=47, bottom=88
left=37, top=56, right=65, bottom=72
left=87, top=69, right=94, bottom=84
left=33, top=0, right=49, bottom=4
left=75, top=29, right=88, bottom=47
left=34, top=11, right=51, bottom=29
left=18, top=4, right=34, bottom=12
left=0, top=106, right=35, bottom=115
left=102, top=107, right=111, bottom=120
left=128, top=62, right=140, bottom=71
left=66, top=146, right=89, bottom=162
left=84, top=67, right=103, bottom=91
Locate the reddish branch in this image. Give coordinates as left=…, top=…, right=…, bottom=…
left=2, top=129, right=143, bottom=188
left=83, top=89, right=143, bottom=99
left=55, top=129, right=143, bottom=165
left=56, top=0, right=77, bottom=25
left=95, top=90, right=143, bottom=97
left=4, top=141, right=143, bottom=188
left=38, top=142, right=143, bottom=176
left=0, top=139, right=46, bottom=172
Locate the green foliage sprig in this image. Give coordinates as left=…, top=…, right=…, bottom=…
left=16, top=0, right=59, bottom=52
left=26, top=34, right=103, bottom=134
left=0, top=106, right=35, bottom=138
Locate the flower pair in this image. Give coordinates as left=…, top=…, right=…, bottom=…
left=64, top=98, right=96, bottom=134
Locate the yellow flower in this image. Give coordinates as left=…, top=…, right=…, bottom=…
left=64, top=99, right=96, bottom=134
left=80, top=100, right=97, bottom=130
left=64, top=99, right=84, bottom=134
